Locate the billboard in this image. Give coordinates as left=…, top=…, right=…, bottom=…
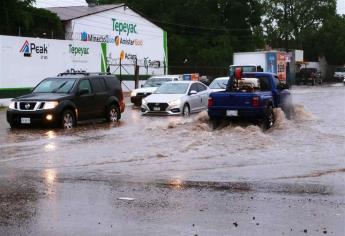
left=0, top=35, right=165, bottom=97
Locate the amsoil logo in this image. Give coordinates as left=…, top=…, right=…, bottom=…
left=20, top=40, right=48, bottom=59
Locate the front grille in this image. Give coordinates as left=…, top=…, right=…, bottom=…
left=147, top=103, right=169, bottom=111
left=19, top=102, right=37, bottom=110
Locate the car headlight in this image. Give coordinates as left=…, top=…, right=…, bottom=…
left=169, top=99, right=181, bottom=107
left=9, top=102, right=15, bottom=110
left=142, top=99, right=147, bottom=105
left=130, top=91, right=137, bottom=97
left=43, top=101, right=59, bottom=110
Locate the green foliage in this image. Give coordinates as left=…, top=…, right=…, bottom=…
left=317, top=15, right=345, bottom=65
left=0, top=0, right=64, bottom=38
left=262, top=0, right=337, bottom=52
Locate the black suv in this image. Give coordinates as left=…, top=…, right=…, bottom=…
left=7, top=72, right=125, bottom=128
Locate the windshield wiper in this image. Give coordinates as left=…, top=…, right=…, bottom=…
left=52, top=81, right=67, bottom=93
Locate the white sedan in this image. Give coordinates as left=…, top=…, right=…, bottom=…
left=141, top=81, right=210, bottom=116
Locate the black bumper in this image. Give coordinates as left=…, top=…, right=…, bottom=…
left=131, top=94, right=151, bottom=105
left=7, top=109, right=60, bottom=127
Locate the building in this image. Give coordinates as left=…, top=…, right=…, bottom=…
left=47, top=4, right=168, bottom=76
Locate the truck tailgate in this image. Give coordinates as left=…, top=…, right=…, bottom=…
left=210, top=92, right=259, bottom=109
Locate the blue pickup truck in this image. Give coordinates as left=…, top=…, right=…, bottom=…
left=208, top=72, right=291, bottom=129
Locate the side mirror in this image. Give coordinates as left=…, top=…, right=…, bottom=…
left=141, top=84, right=144, bottom=88
left=79, top=88, right=89, bottom=96
left=189, top=90, right=197, bottom=95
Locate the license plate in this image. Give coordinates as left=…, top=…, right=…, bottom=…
left=226, top=110, right=238, bottom=117
left=153, top=107, right=160, bottom=111
left=21, top=117, right=31, bottom=124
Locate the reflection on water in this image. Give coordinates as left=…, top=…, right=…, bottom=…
left=44, top=169, right=57, bottom=200
left=45, top=130, right=56, bottom=139
left=168, top=178, right=184, bottom=190
left=44, top=169, right=57, bottom=185
left=44, top=143, right=56, bottom=151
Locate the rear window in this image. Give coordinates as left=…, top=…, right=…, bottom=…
left=91, top=78, right=107, bottom=92
left=300, top=68, right=317, bottom=73
left=335, top=68, right=345, bottom=72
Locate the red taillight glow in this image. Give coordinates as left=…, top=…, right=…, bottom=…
left=208, top=97, right=213, bottom=107
left=252, top=97, right=259, bottom=107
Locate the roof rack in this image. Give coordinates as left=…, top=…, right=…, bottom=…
left=57, top=72, right=111, bottom=76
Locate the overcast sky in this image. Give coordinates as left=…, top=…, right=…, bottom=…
left=35, top=0, right=345, bottom=14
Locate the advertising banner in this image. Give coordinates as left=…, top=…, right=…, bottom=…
left=266, top=52, right=277, bottom=74
left=277, top=52, right=287, bottom=81
left=0, top=34, right=165, bottom=96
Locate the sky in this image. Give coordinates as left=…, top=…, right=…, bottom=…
left=35, top=0, right=345, bottom=14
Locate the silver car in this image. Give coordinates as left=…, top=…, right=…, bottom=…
left=141, top=81, right=210, bottom=116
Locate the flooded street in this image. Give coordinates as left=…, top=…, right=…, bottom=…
left=0, top=84, right=344, bottom=235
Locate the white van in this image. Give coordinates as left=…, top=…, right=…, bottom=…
left=334, top=67, right=345, bottom=82
left=130, top=75, right=182, bottom=106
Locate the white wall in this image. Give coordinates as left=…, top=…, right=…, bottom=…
left=68, top=6, right=167, bottom=76
left=233, top=52, right=267, bottom=71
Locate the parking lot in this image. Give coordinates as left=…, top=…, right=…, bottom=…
left=0, top=84, right=345, bottom=235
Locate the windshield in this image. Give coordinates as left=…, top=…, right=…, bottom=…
left=155, top=83, right=189, bottom=94
left=33, top=78, right=76, bottom=93
left=209, top=78, right=228, bottom=89
left=335, top=68, right=345, bottom=72
left=229, top=66, right=257, bottom=76
left=143, top=77, right=172, bottom=87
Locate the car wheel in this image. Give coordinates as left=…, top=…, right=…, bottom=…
left=182, top=104, right=190, bottom=117
left=107, top=104, right=120, bottom=122
left=61, top=110, right=75, bottom=129
left=263, top=106, right=275, bottom=130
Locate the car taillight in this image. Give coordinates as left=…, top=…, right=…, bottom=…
left=252, top=97, right=259, bottom=107
left=208, top=97, right=213, bottom=107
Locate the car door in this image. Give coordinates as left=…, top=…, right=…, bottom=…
left=196, top=83, right=209, bottom=110
left=90, top=77, right=108, bottom=117
left=74, top=79, right=96, bottom=120
left=187, top=83, right=200, bottom=112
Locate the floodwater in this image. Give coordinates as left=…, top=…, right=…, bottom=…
left=0, top=84, right=344, bottom=235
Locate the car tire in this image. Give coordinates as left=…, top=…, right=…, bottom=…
left=61, top=109, right=76, bottom=129
left=262, top=106, right=275, bottom=130
left=107, top=104, right=120, bottom=122
left=182, top=104, right=190, bottom=117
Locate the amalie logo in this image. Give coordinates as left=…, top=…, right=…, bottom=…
left=20, top=40, right=48, bottom=58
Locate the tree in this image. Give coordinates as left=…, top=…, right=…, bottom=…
left=0, top=0, right=64, bottom=38
left=317, top=15, right=345, bottom=65
left=262, top=0, right=337, bottom=50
